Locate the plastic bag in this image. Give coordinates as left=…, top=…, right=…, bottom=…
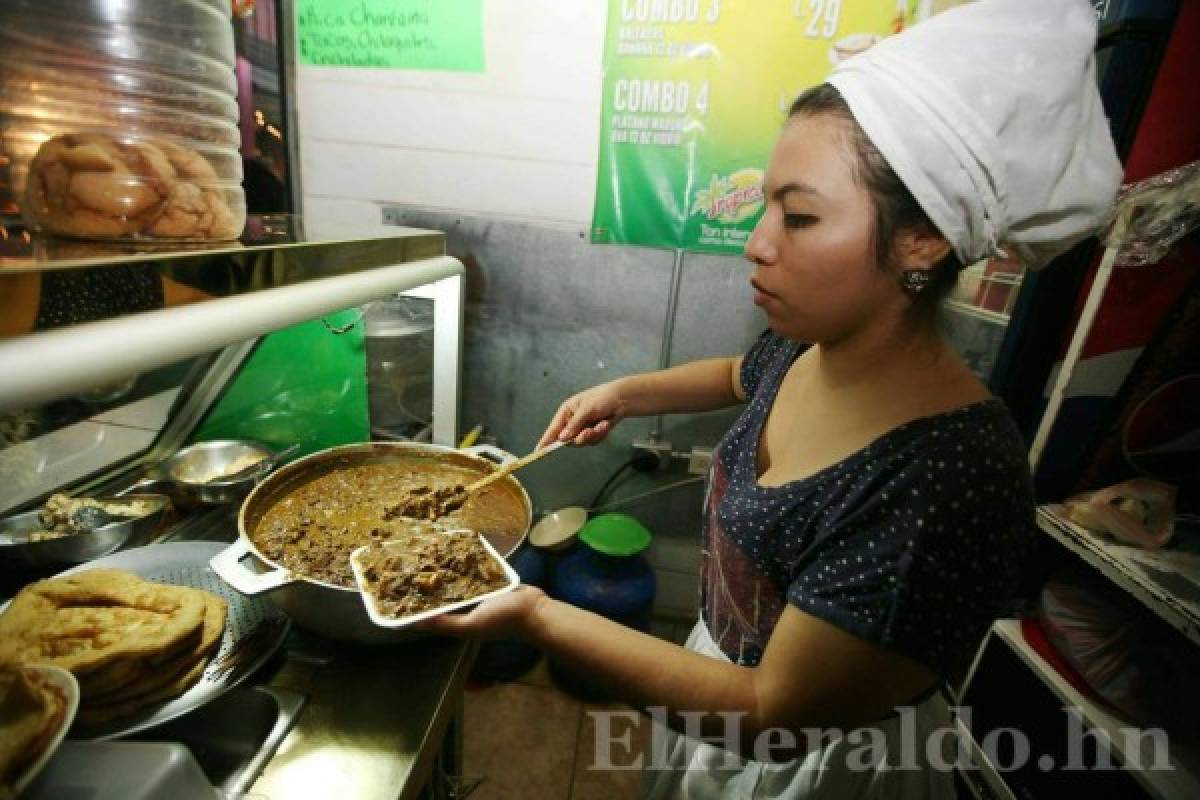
left=1102, top=160, right=1200, bottom=267
left=1039, top=578, right=1140, bottom=711
left=1062, top=478, right=1178, bottom=549
left=1038, top=576, right=1200, bottom=746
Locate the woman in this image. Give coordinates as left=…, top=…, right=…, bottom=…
left=425, top=1, right=1122, bottom=796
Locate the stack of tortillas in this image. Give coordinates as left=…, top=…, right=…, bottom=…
left=0, top=569, right=226, bottom=725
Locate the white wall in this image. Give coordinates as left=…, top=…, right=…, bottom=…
left=296, top=0, right=607, bottom=230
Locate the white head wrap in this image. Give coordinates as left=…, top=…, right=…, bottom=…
left=825, top=0, right=1123, bottom=269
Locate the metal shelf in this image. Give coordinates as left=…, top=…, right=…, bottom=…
left=954, top=718, right=1019, bottom=800
left=944, top=298, right=1011, bottom=326
left=994, top=619, right=1200, bottom=800
left=1036, top=506, right=1200, bottom=647
left=0, top=221, right=464, bottom=433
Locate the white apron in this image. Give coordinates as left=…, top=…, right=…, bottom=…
left=639, top=620, right=959, bottom=800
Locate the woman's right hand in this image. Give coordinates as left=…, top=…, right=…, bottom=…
left=538, top=381, right=627, bottom=448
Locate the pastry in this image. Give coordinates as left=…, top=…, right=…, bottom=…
left=25, top=132, right=241, bottom=241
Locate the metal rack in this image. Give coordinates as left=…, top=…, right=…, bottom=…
left=958, top=160, right=1200, bottom=799
left=0, top=219, right=465, bottom=443
left=0, top=218, right=466, bottom=515
left=994, top=620, right=1200, bottom=800
left=1037, top=506, right=1200, bottom=646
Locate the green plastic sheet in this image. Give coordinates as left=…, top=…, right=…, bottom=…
left=191, top=309, right=368, bottom=456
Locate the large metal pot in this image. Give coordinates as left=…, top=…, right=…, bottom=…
left=209, top=442, right=531, bottom=643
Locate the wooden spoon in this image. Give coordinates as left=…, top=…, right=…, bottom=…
left=465, top=441, right=567, bottom=494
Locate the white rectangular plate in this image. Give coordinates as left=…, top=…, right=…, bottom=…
left=351, top=530, right=519, bottom=629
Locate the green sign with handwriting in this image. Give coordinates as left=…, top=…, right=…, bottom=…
left=296, top=0, right=483, bottom=71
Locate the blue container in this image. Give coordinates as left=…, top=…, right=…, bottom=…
left=507, top=541, right=546, bottom=587
left=549, top=542, right=657, bottom=631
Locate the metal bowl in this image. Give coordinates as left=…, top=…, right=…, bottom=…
left=0, top=493, right=170, bottom=568
left=136, top=440, right=279, bottom=506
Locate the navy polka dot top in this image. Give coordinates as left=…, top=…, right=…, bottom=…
left=700, top=331, right=1036, bottom=682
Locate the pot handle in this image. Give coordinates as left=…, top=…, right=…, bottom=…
left=209, top=538, right=294, bottom=595
left=463, top=444, right=516, bottom=465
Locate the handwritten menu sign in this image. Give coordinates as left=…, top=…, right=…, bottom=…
left=296, top=0, right=484, bottom=72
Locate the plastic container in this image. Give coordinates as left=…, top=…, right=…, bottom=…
left=577, top=512, right=653, bottom=557
left=550, top=516, right=656, bottom=631
left=0, top=0, right=245, bottom=241
left=364, top=296, right=435, bottom=438
left=349, top=531, right=520, bottom=629
left=12, top=665, right=79, bottom=796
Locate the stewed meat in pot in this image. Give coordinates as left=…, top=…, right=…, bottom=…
left=251, top=461, right=526, bottom=588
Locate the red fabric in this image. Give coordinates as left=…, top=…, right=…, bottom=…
left=1018, top=616, right=1122, bottom=714
left=1055, top=2, right=1200, bottom=364
left=1123, top=1, right=1200, bottom=183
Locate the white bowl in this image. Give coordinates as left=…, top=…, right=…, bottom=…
left=13, top=664, right=80, bottom=795
left=529, top=506, right=588, bottom=551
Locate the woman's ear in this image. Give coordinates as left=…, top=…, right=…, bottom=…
left=895, top=225, right=953, bottom=270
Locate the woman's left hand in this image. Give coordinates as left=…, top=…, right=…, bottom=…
left=415, top=585, right=546, bottom=641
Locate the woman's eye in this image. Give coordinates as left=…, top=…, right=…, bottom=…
left=783, top=213, right=817, bottom=228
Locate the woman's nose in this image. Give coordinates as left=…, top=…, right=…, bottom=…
left=744, top=216, right=777, bottom=265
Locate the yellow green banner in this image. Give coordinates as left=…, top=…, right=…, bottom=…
left=296, top=0, right=484, bottom=72
left=592, top=0, right=920, bottom=254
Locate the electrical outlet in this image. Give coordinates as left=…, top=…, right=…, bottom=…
left=687, top=446, right=713, bottom=475
left=632, top=438, right=673, bottom=471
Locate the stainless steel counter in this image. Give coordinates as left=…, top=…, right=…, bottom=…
left=252, top=635, right=475, bottom=800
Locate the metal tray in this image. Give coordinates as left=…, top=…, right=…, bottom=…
left=0, top=494, right=170, bottom=568
left=45, top=542, right=291, bottom=740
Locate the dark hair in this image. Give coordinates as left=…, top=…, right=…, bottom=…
left=788, top=84, right=962, bottom=324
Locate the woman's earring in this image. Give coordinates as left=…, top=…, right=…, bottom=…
left=901, top=269, right=931, bottom=294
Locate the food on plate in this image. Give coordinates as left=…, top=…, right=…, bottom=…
left=0, top=569, right=208, bottom=673
left=30, top=493, right=154, bottom=541
left=75, top=658, right=142, bottom=697
left=76, top=592, right=225, bottom=708
left=252, top=461, right=526, bottom=587
left=0, top=570, right=227, bottom=723
left=1062, top=478, right=1178, bottom=549
left=0, top=663, right=66, bottom=795
left=356, top=529, right=509, bottom=619
left=24, top=132, right=241, bottom=241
